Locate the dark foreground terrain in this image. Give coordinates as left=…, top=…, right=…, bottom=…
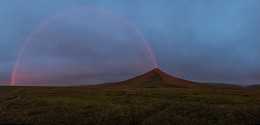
left=0, top=86, right=259, bottom=125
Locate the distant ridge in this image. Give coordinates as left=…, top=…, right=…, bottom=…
left=104, top=68, right=202, bottom=88
left=247, top=84, right=260, bottom=89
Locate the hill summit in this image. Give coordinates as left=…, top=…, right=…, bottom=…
left=109, top=68, right=199, bottom=88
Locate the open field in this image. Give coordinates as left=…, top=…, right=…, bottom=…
left=0, top=86, right=259, bottom=125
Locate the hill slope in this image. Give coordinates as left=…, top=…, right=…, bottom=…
left=104, top=68, right=202, bottom=88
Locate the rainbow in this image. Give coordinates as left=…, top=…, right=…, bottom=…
left=10, top=7, right=158, bottom=86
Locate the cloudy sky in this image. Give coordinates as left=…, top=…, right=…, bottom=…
left=1, top=0, right=260, bottom=86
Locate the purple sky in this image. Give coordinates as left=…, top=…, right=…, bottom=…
left=1, top=0, right=260, bottom=86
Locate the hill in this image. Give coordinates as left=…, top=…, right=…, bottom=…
left=99, top=68, right=246, bottom=89
left=103, top=68, right=204, bottom=88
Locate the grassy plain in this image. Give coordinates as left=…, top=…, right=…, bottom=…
left=0, top=86, right=259, bottom=125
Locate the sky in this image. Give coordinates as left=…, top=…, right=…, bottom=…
left=1, top=0, right=260, bottom=86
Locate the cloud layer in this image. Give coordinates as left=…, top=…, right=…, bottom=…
left=1, top=0, right=260, bottom=85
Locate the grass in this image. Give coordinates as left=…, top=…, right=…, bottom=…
left=0, top=86, right=259, bottom=125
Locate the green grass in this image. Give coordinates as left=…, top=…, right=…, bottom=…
left=0, top=86, right=259, bottom=125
